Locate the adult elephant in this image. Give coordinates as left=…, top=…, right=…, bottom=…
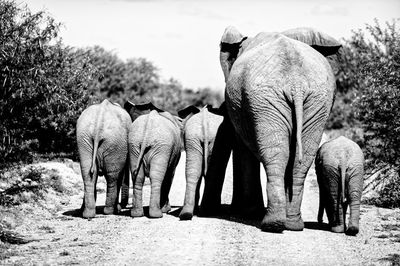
left=201, top=26, right=341, bottom=233
left=77, top=99, right=131, bottom=219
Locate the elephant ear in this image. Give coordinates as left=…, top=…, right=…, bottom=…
left=124, top=100, right=164, bottom=121
left=206, top=103, right=224, bottom=117
left=177, top=105, right=200, bottom=119
left=281, top=27, right=342, bottom=56
left=220, top=26, right=248, bottom=82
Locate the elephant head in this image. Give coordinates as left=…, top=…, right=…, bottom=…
left=124, top=100, right=165, bottom=121
left=219, top=26, right=249, bottom=82
left=219, top=26, right=342, bottom=81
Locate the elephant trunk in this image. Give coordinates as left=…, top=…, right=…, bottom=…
left=202, top=109, right=209, bottom=176
left=293, top=91, right=303, bottom=163
left=219, top=52, right=231, bottom=82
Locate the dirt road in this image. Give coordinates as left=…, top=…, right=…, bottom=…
left=3, top=155, right=400, bottom=265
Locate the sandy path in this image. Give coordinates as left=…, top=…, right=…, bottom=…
left=3, top=154, right=400, bottom=265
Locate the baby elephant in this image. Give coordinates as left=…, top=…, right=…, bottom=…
left=177, top=105, right=224, bottom=220
left=76, top=99, right=131, bottom=219
left=315, top=136, right=364, bottom=236
left=128, top=107, right=182, bottom=218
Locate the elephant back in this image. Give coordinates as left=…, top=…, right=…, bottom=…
left=129, top=111, right=182, bottom=150
left=184, top=110, right=223, bottom=142
left=77, top=99, right=130, bottom=141
left=317, top=136, right=364, bottom=169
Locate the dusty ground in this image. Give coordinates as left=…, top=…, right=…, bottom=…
left=2, top=155, right=400, bottom=266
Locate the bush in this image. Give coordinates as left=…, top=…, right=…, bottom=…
left=0, top=1, right=222, bottom=168
left=353, top=19, right=400, bottom=172
left=0, top=1, right=99, bottom=167
left=0, top=165, right=65, bottom=206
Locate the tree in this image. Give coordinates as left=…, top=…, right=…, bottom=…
left=353, top=19, right=400, bottom=171
left=0, top=1, right=98, bottom=166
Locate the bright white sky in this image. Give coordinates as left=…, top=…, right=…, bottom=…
left=27, top=0, right=400, bottom=91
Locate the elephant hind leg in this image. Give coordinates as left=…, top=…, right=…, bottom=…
left=79, top=148, right=98, bottom=219
left=148, top=156, right=169, bottom=218
left=260, top=155, right=288, bottom=233
left=104, top=168, right=123, bottom=215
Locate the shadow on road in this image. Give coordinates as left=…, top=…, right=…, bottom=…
left=168, top=204, right=263, bottom=229
left=63, top=206, right=107, bottom=218
left=304, top=221, right=331, bottom=232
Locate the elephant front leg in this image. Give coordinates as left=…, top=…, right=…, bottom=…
left=231, top=135, right=264, bottom=218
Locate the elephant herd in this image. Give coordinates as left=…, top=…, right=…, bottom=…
left=76, top=26, right=365, bottom=236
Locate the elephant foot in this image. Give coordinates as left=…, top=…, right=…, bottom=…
left=103, top=206, right=114, bottom=215
left=120, top=200, right=128, bottom=209
left=131, top=207, right=144, bottom=217
left=104, top=204, right=121, bottom=215
left=179, top=206, right=194, bottom=221
left=82, top=208, right=96, bottom=219
left=149, top=207, right=163, bottom=218
left=285, top=216, right=304, bottom=231
left=161, top=202, right=171, bottom=213
left=260, top=212, right=286, bottom=233
left=346, top=225, right=359, bottom=236
left=331, top=225, right=345, bottom=233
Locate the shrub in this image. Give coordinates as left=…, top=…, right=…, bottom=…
left=0, top=1, right=99, bottom=167
left=352, top=19, right=400, bottom=172
left=0, top=165, right=65, bottom=206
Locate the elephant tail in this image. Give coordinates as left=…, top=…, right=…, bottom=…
left=90, top=101, right=107, bottom=176
left=293, top=92, right=304, bottom=163
left=202, top=108, right=209, bottom=176
left=132, top=111, right=155, bottom=178
left=339, top=159, right=347, bottom=204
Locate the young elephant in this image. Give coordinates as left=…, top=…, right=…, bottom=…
left=315, top=136, right=364, bottom=236
left=177, top=105, right=224, bottom=220
left=128, top=109, right=182, bottom=218
left=76, top=99, right=131, bottom=219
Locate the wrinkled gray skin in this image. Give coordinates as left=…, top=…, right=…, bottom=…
left=316, top=136, right=364, bottom=236
left=128, top=110, right=182, bottom=218
left=177, top=106, right=224, bottom=220
left=201, top=26, right=340, bottom=233
left=76, top=99, right=131, bottom=219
